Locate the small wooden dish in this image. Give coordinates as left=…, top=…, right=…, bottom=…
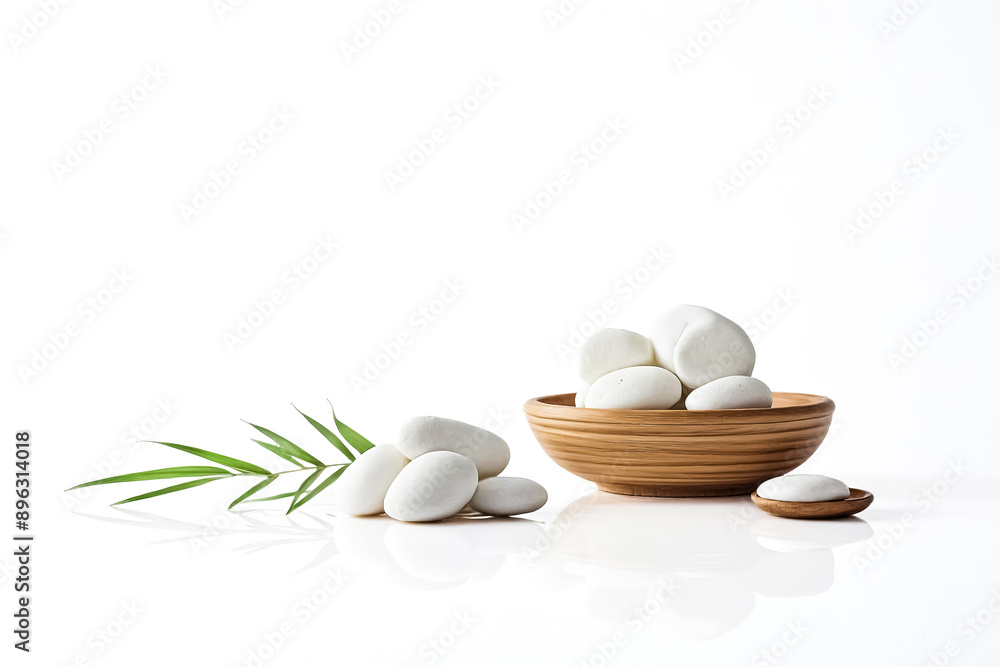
left=523, top=391, right=835, bottom=497
left=751, top=488, right=874, bottom=519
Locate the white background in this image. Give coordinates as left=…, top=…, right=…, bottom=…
left=3, top=0, right=1000, bottom=665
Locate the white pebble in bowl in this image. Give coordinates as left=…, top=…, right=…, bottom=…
left=685, top=376, right=772, bottom=410
left=648, top=305, right=755, bottom=390
left=585, top=366, right=682, bottom=410
left=397, top=416, right=510, bottom=479
left=383, top=451, right=479, bottom=522
left=334, top=444, right=409, bottom=516
left=469, top=477, right=548, bottom=516
left=576, top=328, right=656, bottom=384
left=756, top=474, right=850, bottom=502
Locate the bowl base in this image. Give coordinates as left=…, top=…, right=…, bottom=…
left=597, top=482, right=757, bottom=498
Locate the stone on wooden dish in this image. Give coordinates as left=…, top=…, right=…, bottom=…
left=756, top=474, right=850, bottom=502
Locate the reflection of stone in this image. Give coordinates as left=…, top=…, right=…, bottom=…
left=385, top=522, right=479, bottom=584
left=532, top=492, right=871, bottom=640
left=448, top=517, right=547, bottom=556
left=334, top=515, right=544, bottom=589
left=334, top=516, right=397, bottom=572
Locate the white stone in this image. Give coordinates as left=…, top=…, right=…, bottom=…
left=649, top=305, right=755, bottom=389
left=584, top=366, right=682, bottom=410
left=685, top=376, right=772, bottom=410
left=397, top=416, right=509, bottom=479
left=334, top=444, right=409, bottom=516
left=469, top=477, right=548, bottom=516
left=576, top=328, right=656, bottom=384
left=383, top=451, right=479, bottom=522
left=756, top=474, right=850, bottom=502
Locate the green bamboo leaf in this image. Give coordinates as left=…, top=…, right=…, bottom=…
left=68, top=466, right=232, bottom=490
left=244, top=422, right=325, bottom=467
left=328, top=400, right=374, bottom=454
left=287, top=469, right=324, bottom=515
left=293, top=404, right=355, bottom=461
left=150, top=441, right=271, bottom=475
left=112, top=477, right=228, bottom=505
left=245, top=491, right=297, bottom=503
left=290, top=466, right=347, bottom=513
left=229, top=475, right=278, bottom=509
left=251, top=439, right=303, bottom=467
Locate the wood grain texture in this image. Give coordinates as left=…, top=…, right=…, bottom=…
left=523, top=391, right=835, bottom=497
left=751, top=488, right=874, bottom=519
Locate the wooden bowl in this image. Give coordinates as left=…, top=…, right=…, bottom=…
left=523, top=392, right=835, bottom=498
left=751, top=488, right=873, bottom=519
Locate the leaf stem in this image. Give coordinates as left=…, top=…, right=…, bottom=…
left=234, top=463, right=348, bottom=478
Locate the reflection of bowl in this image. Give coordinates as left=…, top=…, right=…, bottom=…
left=531, top=492, right=870, bottom=640
left=523, top=392, right=835, bottom=497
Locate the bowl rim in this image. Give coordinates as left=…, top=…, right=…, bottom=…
left=524, top=391, right=835, bottom=425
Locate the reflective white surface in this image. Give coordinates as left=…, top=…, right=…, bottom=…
left=48, top=476, right=999, bottom=666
